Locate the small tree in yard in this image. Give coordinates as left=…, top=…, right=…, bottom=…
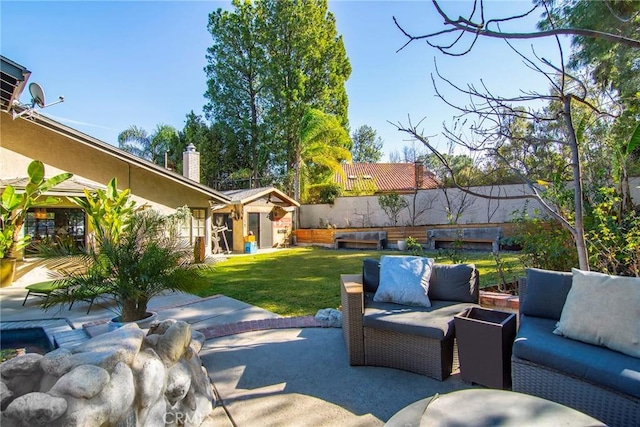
left=378, top=192, right=408, bottom=226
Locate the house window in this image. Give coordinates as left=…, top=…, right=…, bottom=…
left=191, top=208, right=206, bottom=239
left=24, top=208, right=85, bottom=253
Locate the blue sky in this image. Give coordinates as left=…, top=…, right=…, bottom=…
left=1, top=1, right=567, bottom=160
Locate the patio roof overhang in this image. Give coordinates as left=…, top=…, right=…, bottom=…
left=0, top=56, right=31, bottom=113
left=0, top=177, right=104, bottom=198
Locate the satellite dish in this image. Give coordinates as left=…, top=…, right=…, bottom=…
left=12, top=82, right=64, bottom=120
left=29, top=83, right=46, bottom=108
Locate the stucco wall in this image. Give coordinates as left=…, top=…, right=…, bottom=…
left=1, top=113, right=217, bottom=255
left=1, top=114, right=210, bottom=214
left=299, top=179, right=640, bottom=229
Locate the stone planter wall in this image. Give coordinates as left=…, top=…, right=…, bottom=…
left=0, top=320, right=214, bottom=427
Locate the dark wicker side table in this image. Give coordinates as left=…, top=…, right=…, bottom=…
left=454, top=307, right=517, bottom=389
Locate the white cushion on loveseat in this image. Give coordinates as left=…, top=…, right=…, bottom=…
left=553, top=268, right=640, bottom=358
left=373, top=256, right=434, bottom=307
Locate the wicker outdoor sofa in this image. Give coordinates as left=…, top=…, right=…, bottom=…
left=512, top=268, right=640, bottom=427
left=341, top=258, right=479, bottom=381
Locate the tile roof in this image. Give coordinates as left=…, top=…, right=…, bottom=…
left=335, top=163, right=439, bottom=193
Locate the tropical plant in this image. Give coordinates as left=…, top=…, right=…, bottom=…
left=0, top=160, right=72, bottom=259
left=117, top=124, right=180, bottom=165
left=298, top=108, right=351, bottom=203
left=42, top=181, right=208, bottom=322
left=71, top=178, right=137, bottom=245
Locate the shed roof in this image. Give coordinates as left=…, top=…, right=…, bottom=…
left=222, top=187, right=299, bottom=207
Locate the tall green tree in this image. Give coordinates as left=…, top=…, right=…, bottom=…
left=118, top=124, right=180, bottom=165
left=204, top=0, right=269, bottom=186
left=351, top=125, right=384, bottom=163
left=204, top=0, right=350, bottom=196
left=257, top=0, right=351, bottom=199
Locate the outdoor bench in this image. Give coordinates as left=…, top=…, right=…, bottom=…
left=334, top=231, right=386, bottom=250
left=341, top=258, right=479, bottom=381
left=426, top=227, right=501, bottom=251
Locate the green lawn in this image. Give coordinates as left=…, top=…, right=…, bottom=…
left=198, top=246, right=524, bottom=317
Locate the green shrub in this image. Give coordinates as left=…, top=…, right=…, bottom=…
left=585, top=187, right=640, bottom=276
left=511, top=210, right=578, bottom=271
left=406, top=236, right=424, bottom=256
left=305, top=183, right=343, bottom=204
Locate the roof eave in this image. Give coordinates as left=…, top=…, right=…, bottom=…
left=23, top=112, right=230, bottom=204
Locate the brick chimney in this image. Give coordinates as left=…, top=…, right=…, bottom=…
left=414, top=160, right=424, bottom=189
left=183, top=143, right=200, bottom=183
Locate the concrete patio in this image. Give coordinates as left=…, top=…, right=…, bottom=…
left=0, top=260, right=473, bottom=426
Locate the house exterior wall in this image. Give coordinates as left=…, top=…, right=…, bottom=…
left=1, top=113, right=218, bottom=255
left=299, top=179, right=640, bottom=229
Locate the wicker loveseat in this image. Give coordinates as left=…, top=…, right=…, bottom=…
left=341, top=258, right=479, bottom=381
left=512, top=268, right=640, bottom=427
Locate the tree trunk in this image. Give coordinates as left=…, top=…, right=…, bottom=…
left=563, top=96, right=589, bottom=271
left=121, top=298, right=148, bottom=322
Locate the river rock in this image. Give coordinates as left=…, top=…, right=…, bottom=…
left=166, top=360, right=191, bottom=406
left=49, top=364, right=109, bottom=399
left=40, top=348, right=73, bottom=377
left=0, top=381, right=13, bottom=410
left=3, top=392, right=67, bottom=426
left=156, top=321, right=191, bottom=366
left=0, top=319, right=213, bottom=426
left=0, top=353, right=43, bottom=378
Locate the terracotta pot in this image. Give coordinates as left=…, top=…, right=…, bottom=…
left=108, top=311, right=158, bottom=331
left=0, top=258, right=17, bottom=288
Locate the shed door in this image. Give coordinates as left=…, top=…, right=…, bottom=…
left=248, top=213, right=273, bottom=249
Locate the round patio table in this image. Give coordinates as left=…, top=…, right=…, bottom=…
left=385, top=389, right=606, bottom=427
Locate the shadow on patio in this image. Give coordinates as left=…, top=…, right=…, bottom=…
left=201, top=327, right=475, bottom=426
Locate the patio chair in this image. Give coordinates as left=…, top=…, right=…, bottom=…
left=22, top=280, right=100, bottom=314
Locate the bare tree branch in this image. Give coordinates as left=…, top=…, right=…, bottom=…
left=394, top=0, right=640, bottom=55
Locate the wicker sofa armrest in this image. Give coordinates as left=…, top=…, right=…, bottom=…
left=341, top=274, right=365, bottom=365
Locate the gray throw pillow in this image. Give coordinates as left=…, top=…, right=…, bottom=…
left=520, top=268, right=573, bottom=320
left=553, top=269, right=640, bottom=358
left=373, top=256, right=434, bottom=307
left=428, top=264, right=478, bottom=303
left=362, top=258, right=380, bottom=293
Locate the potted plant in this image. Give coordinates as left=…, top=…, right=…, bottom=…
left=42, top=179, right=208, bottom=323
left=0, top=160, right=72, bottom=286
